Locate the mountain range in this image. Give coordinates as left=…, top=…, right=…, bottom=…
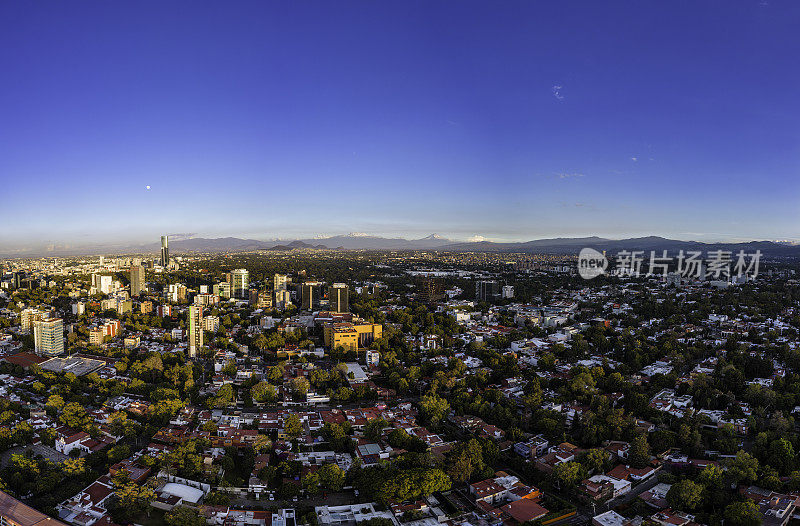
left=295, top=233, right=453, bottom=250
left=2, top=234, right=798, bottom=257
left=439, top=236, right=799, bottom=255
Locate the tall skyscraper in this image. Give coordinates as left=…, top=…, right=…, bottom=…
left=475, top=280, right=501, bottom=302
left=301, top=281, right=322, bottom=310
left=92, top=273, right=113, bottom=294
left=417, top=279, right=444, bottom=304
left=160, top=235, right=169, bottom=267
left=34, top=318, right=64, bottom=357
left=213, top=281, right=231, bottom=298
left=165, top=283, right=188, bottom=303
left=274, top=289, right=292, bottom=310
left=273, top=273, right=288, bottom=305
left=274, top=274, right=288, bottom=293
left=11, top=271, right=25, bottom=290
left=130, top=264, right=145, bottom=296
left=231, top=268, right=249, bottom=299
left=330, top=283, right=349, bottom=313
left=188, top=305, right=203, bottom=358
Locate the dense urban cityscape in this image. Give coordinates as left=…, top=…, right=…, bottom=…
left=3, top=1, right=798, bottom=525
left=0, top=237, right=798, bottom=526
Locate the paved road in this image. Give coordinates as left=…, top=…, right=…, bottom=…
left=558, top=474, right=662, bottom=524
left=602, top=474, right=661, bottom=511
left=0, top=443, right=68, bottom=468
left=229, top=489, right=360, bottom=509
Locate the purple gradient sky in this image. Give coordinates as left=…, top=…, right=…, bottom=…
left=1, top=1, right=799, bottom=248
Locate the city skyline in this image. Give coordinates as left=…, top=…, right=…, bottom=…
left=2, top=1, right=799, bottom=246
left=3, top=3, right=800, bottom=524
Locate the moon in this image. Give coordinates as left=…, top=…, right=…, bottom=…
left=146, top=185, right=151, bottom=190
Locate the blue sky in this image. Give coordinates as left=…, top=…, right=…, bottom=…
left=1, top=1, right=798, bottom=247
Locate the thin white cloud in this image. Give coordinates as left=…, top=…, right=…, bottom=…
left=468, top=235, right=489, bottom=242
left=630, top=157, right=638, bottom=162
left=167, top=232, right=196, bottom=240
left=552, top=85, right=564, bottom=100
left=558, top=172, right=584, bottom=179
left=558, top=201, right=598, bottom=211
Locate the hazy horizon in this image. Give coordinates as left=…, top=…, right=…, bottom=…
left=1, top=230, right=796, bottom=256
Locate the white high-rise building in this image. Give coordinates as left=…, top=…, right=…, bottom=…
left=274, top=274, right=288, bottom=293
left=231, top=269, right=249, bottom=299
left=203, top=315, right=220, bottom=333
left=20, top=308, right=48, bottom=332
left=92, top=274, right=113, bottom=294
left=188, top=305, right=203, bottom=358
left=214, top=281, right=231, bottom=299
left=34, top=318, right=64, bottom=357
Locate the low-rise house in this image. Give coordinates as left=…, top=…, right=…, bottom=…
left=316, top=504, right=396, bottom=526
left=55, top=428, right=91, bottom=456
left=580, top=475, right=631, bottom=501
left=535, top=443, right=579, bottom=472
left=592, top=510, right=635, bottom=526
left=649, top=509, right=696, bottom=526
left=514, top=435, right=549, bottom=459
left=205, top=507, right=296, bottom=526
left=469, top=472, right=541, bottom=505
left=606, top=463, right=659, bottom=482
left=57, top=475, right=115, bottom=526
left=640, top=482, right=672, bottom=509
left=742, top=486, right=800, bottom=526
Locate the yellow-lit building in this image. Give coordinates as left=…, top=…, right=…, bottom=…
left=324, top=321, right=382, bottom=351
left=89, top=328, right=105, bottom=345
left=0, top=490, right=69, bottom=526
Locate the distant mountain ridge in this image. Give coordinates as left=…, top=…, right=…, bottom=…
left=2, top=234, right=798, bottom=257
left=439, top=235, right=800, bottom=254
left=296, top=233, right=454, bottom=250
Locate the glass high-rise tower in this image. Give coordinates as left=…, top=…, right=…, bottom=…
left=330, top=283, right=349, bottom=313
left=160, top=235, right=169, bottom=267
left=231, top=268, right=249, bottom=299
